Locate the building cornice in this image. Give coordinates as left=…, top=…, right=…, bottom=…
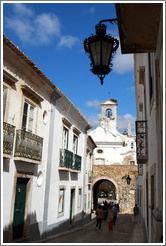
left=3, top=34, right=90, bottom=128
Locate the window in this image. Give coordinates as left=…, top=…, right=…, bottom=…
left=106, top=109, right=112, bottom=119
left=131, top=142, right=134, bottom=149
left=148, top=53, right=154, bottom=102
left=97, top=149, right=103, bottom=154
left=58, top=189, right=65, bottom=214
left=130, top=161, right=135, bottom=166
left=43, top=110, right=48, bottom=125
left=21, top=100, right=35, bottom=132
left=73, top=135, right=78, bottom=154
left=95, top=158, right=105, bottom=165
left=78, top=188, right=82, bottom=208
left=3, top=85, right=8, bottom=119
left=62, top=126, right=69, bottom=149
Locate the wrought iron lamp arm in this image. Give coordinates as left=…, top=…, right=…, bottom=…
left=99, top=18, right=118, bottom=26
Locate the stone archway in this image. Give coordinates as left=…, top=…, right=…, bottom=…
left=93, top=177, right=118, bottom=210
left=92, top=165, right=138, bottom=213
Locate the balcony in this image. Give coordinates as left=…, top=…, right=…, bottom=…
left=3, top=122, right=15, bottom=157
left=136, top=121, right=148, bottom=164
left=14, top=130, right=43, bottom=163
left=59, top=149, right=81, bottom=171
left=73, top=154, right=81, bottom=171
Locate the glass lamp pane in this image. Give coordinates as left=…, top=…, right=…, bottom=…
left=102, top=41, right=113, bottom=66
left=89, top=40, right=101, bottom=66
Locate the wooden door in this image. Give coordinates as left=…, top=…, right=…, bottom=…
left=12, top=178, right=29, bottom=240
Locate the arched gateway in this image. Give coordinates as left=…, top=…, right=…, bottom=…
left=93, top=178, right=118, bottom=210
left=92, top=165, right=138, bottom=213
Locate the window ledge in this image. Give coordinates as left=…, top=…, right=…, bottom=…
left=14, top=156, right=41, bottom=164
left=58, top=167, right=80, bottom=173
left=3, top=69, right=18, bottom=86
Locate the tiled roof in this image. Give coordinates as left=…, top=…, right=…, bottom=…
left=3, top=34, right=90, bottom=128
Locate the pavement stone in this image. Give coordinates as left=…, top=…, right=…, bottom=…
left=38, top=213, right=147, bottom=244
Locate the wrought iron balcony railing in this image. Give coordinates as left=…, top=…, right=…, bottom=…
left=14, top=130, right=43, bottom=162
left=59, top=149, right=81, bottom=171
left=60, top=149, right=73, bottom=169
left=136, top=120, right=148, bottom=164
left=3, top=122, right=15, bottom=156
left=73, top=154, right=81, bottom=171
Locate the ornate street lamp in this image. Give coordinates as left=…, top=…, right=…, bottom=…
left=84, top=18, right=119, bottom=85
left=126, top=175, right=132, bottom=185
left=122, top=174, right=132, bottom=185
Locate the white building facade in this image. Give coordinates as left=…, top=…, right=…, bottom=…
left=3, top=34, right=91, bottom=243
left=115, top=3, right=163, bottom=243
left=89, top=99, right=136, bottom=167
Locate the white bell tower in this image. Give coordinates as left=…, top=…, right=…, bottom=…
left=99, top=98, right=118, bottom=131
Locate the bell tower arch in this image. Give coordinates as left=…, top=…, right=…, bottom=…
left=100, top=99, right=118, bottom=131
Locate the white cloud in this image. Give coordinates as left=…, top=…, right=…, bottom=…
left=117, top=114, right=136, bottom=134
left=113, top=48, right=134, bottom=74
left=5, top=18, right=34, bottom=43
left=5, top=12, right=61, bottom=45
left=86, top=100, right=101, bottom=110
left=13, top=3, right=34, bottom=16
left=58, top=35, right=80, bottom=48
left=35, top=13, right=61, bottom=37
left=5, top=3, right=79, bottom=48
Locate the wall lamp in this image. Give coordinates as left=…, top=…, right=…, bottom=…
left=84, top=18, right=119, bottom=85
left=122, top=174, right=132, bottom=185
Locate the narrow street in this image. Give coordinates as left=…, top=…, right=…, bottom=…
left=38, top=213, right=147, bottom=243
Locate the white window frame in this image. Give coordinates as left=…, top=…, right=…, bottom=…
left=62, top=126, right=69, bottom=149
left=58, top=188, right=65, bottom=216
left=73, top=134, right=78, bottom=154
left=21, top=99, right=35, bottom=132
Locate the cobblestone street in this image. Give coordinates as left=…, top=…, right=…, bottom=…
left=38, top=213, right=147, bottom=244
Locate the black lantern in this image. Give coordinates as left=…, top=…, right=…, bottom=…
left=84, top=19, right=119, bottom=85
left=126, top=175, right=132, bottom=185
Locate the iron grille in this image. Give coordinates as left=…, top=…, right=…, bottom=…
left=136, top=120, right=148, bottom=164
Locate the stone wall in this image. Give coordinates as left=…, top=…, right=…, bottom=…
left=92, top=165, right=138, bottom=213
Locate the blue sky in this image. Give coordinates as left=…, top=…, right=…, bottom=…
left=2, top=2, right=136, bottom=133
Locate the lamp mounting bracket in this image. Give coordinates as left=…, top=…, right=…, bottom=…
left=99, top=18, right=118, bottom=26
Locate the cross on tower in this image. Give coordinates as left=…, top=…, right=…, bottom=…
left=108, top=92, right=111, bottom=98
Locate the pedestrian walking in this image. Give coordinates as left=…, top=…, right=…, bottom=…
left=103, top=200, right=108, bottom=220
left=133, top=204, right=139, bottom=223
left=113, top=203, right=118, bottom=225
left=95, top=205, right=103, bottom=230
left=107, top=204, right=114, bottom=231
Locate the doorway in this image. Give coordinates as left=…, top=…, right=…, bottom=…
left=93, top=179, right=117, bottom=210
left=12, top=177, right=29, bottom=240
left=69, top=189, right=75, bottom=225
